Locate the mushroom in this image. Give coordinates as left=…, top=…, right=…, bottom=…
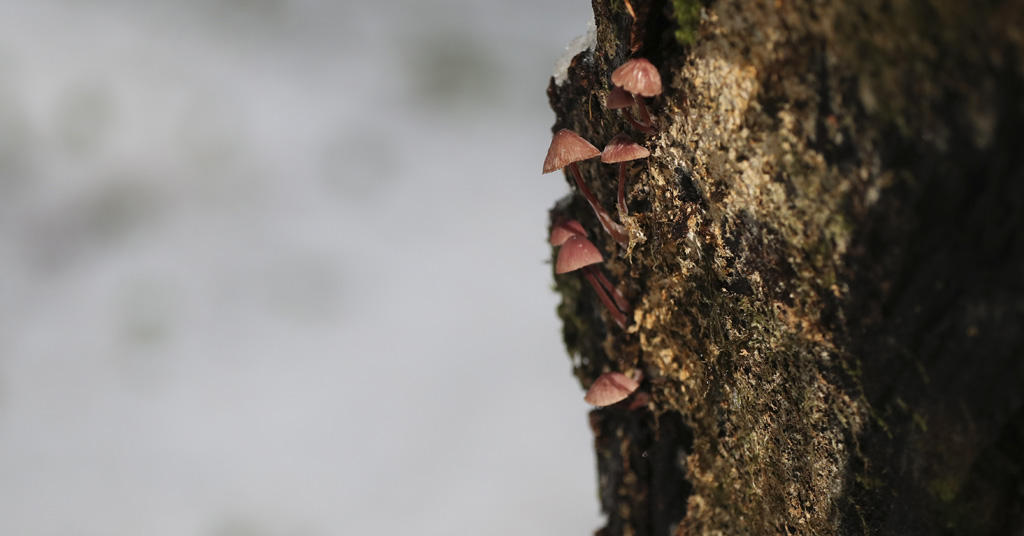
left=555, top=235, right=629, bottom=329
left=550, top=220, right=631, bottom=314
left=606, top=86, right=654, bottom=134
left=549, top=218, right=588, bottom=246
left=543, top=129, right=628, bottom=245
left=627, top=391, right=651, bottom=411
left=611, top=58, right=662, bottom=129
left=601, top=134, right=650, bottom=218
left=584, top=371, right=640, bottom=407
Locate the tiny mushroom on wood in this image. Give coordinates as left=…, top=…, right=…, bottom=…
left=584, top=371, right=640, bottom=407
left=610, top=58, right=662, bottom=128
left=550, top=221, right=631, bottom=314
left=606, top=86, right=654, bottom=134
left=555, top=235, right=629, bottom=329
left=601, top=134, right=650, bottom=218
left=627, top=391, right=651, bottom=411
left=543, top=129, right=628, bottom=245
left=549, top=218, right=588, bottom=246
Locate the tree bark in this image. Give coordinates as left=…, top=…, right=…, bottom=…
left=547, top=1, right=1024, bottom=534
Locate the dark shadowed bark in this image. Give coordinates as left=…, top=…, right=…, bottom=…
left=547, top=1, right=1024, bottom=534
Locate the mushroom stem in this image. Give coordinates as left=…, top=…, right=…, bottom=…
left=635, top=97, right=653, bottom=126
left=591, top=267, right=632, bottom=314
left=617, top=162, right=629, bottom=218
left=568, top=162, right=629, bottom=245
left=621, top=108, right=655, bottom=134
left=583, top=269, right=629, bottom=329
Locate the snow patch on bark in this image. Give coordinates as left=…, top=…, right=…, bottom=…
left=553, top=14, right=596, bottom=86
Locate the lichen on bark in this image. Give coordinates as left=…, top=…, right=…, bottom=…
left=547, top=0, right=1024, bottom=535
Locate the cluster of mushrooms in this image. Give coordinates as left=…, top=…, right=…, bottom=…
left=544, top=58, right=663, bottom=407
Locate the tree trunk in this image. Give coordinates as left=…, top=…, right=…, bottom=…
left=546, top=1, right=1024, bottom=534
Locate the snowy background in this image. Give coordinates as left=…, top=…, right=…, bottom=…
left=0, top=1, right=602, bottom=535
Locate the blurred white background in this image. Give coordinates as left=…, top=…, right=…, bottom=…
left=0, top=1, right=602, bottom=535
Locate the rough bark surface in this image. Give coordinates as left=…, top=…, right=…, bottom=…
left=546, top=1, right=1024, bottom=534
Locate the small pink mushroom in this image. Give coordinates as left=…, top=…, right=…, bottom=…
left=606, top=86, right=654, bottom=134
left=584, top=371, right=640, bottom=407
left=543, top=129, right=628, bottom=246
left=555, top=235, right=629, bottom=329
left=627, top=391, right=651, bottom=411
left=550, top=221, right=631, bottom=314
left=601, top=134, right=650, bottom=218
left=549, top=218, right=588, bottom=246
left=611, top=58, right=663, bottom=129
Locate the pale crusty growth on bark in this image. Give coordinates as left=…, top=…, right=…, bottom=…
left=548, top=0, right=1024, bottom=535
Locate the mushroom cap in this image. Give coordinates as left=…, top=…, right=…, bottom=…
left=555, top=235, right=602, bottom=274
left=601, top=134, right=650, bottom=164
left=605, top=86, right=636, bottom=110
left=584, top=372, right=640, bottom=406
left=550, top=219, right=588, bottom=246
left=543, top=129, right=601, bottom=174
left=611, top=58, right=663, bottom=97
left=627, top=391, right=651, bottom=411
